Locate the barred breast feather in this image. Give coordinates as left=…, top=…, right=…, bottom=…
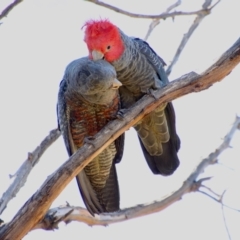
left=57, top=58, right=124, bottom=214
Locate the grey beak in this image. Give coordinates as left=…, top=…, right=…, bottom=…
left=112, top=78, right=122, bottom=89
left=92, top=50, right=104, bottom=60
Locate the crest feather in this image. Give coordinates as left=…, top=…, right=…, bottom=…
left=83, top=19, right=117, bottom=39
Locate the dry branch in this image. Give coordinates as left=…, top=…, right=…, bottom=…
left=166, top=15, right=206, bottom=75
left=144, top=0, right=182, bottom=41
left=166, top=0, right=221, bottom=75
left=85, top=0, right=214, bottom=19
left=0, top=129, right=60, bottom=215
left=198, top=190, right=240, bottom=212
left=221, top=190, right=232, bottom=240
left=0, top=36, right=240, bottom=240
left=0, top=0, right=24, bottom=21
left=31, top=116, right=240, bottom=229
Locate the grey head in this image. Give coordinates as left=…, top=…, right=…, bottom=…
left=64, top=57, right=122, bottom=105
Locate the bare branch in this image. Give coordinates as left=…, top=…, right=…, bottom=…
left=198, top=190, right=240, bottom=212
left=144, top=19, right=161, bottom=41
left=0, top=0, right=24, bottom=21
left=86, top=0, right=213, bottom=19
left=166, top=0, right=221, bottom=76
left=200, top=184, right=221, bottom=198
left=202, top=0, right=213, bottom=9
left=144, top=0, right=182, bottom=41
left=166, top=16, right=205, bottom=75
left=30, top=116, right=240, bottom=229
left=220, top=190, right=232, bottom=240
left=0, top=37, right=240, bottom=240
left=217, top=162, right=235, bottom=171
left=166, top=0, right=182, bottom=12
left=0, top=128, right=60, bottom=215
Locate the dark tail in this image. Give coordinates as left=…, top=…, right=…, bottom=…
left=76, top=162, right=120, bottom=215
left=138, top=102, right=181, bottom=175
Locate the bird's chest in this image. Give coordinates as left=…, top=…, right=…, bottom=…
left=114, top=52, right=157, bottom=97
left=66, top=95, right=119, bottom=147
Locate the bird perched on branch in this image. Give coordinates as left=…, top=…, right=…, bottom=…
left=57, top=57, right=124, bottom=215
left=83, top=19, right=181, bottom=176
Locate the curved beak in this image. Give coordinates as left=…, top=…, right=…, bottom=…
left=92, top=50, right=104, bottom=60
left=112, top=78, right=122, bottom=89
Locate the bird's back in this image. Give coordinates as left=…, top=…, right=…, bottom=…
left=112, top=34, right=181, bottom=175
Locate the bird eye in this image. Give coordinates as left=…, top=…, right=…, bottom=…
left=107, top=45, right=111, bottom=50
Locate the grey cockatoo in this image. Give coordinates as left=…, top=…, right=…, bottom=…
left=83, top=19, right=180, bottom=176
left=57, top=57, right=124, bottom=215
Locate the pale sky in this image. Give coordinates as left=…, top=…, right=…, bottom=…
left=0, top=0, right=240, bottom=239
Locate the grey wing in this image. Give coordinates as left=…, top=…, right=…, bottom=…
left=57, top=79, right=73, bottom=156
left=137, top=102, right=180, bottom=175
left=113, top=133, right=125, bottom=164
left=133, top=38, right=169, bottom=86
left=132, top=39, right=181, bottom=175
left=57, top=79, right=104, bottom=215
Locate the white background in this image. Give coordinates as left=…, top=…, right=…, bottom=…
left=0, top=0, right=240, bottom=239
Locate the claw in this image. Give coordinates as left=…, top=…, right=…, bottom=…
left=116, top=109, right=128, bottom=120
left=84, top=136, right=96, bottom=147
left=146, top=88, right=158, bottom=100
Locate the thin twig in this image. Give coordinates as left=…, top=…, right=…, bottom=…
left=0, top=37, right=240, bottom=239
left=201, top=184, right=221, bottom=198
left=166, top=0, right=221, bottom=76
left=166, top=0, right=182, bottom=12
left=144, top=19, right=161, bottom=41
left=217, top=162, right=235, bottom=171
left=0, top=0, right=24, bottom=21
left=144, top=0, right=182, bottom=41
left=0, top=128, right=60, bottom=215
left=220, top=190, right=232, bottom=240
left=86, top=0, right=212, bottom=19
left=198, top=190, right=240, bottom=212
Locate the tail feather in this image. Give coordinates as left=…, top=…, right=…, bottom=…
left=76, top=171, right=103, bottom=215
left=76, top=162, right=120, bottom=215
left=137, top=102, right=180, bottom=175
left=101, top=162, right=120, bottom=212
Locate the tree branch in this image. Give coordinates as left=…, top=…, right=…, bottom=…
left=0, top=36, right=240, bottom=240
left=200, top=184, right=221, bottom=198
left=0, top=0, right=24, bottom=21
left=30, top=116, right=240, bottom=229
left=220, top=190, right=232, bottom=240
left=0, top=129, right=60, bottom=215
left=166, top=0, right=221, bottom=76
left=144, top=0, right=182, bottom=41
left=198, top=190, right=240, bottom=212
left=85, top=0, right=214, bottom=19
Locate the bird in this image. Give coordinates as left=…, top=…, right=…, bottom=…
left=57, top=57, right=125, bottom=215
left=83, top=19, right=181, bottom=176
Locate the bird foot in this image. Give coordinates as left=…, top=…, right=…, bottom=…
left=84, top=136, right=96, bottom=147
left=116, top=109, right=128, bottom=120
left=146, top=88, right=158, bottom=100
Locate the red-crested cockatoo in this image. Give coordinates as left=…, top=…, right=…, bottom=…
left=57, top=57, right=124, bottom=215
left=83, top=19, right=180, bottom=176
